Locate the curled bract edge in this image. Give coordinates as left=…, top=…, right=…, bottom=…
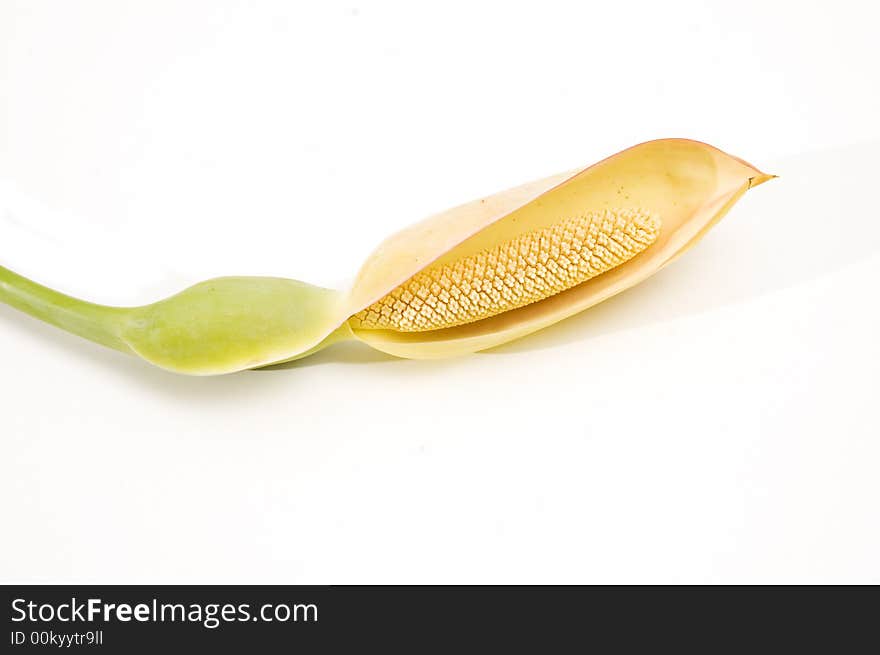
left=0, top=138, right=774, bottom=375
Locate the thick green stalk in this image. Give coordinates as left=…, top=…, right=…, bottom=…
left=0, top=265, right=351, bottom=374
left=0, top=265, right=131, bottom=353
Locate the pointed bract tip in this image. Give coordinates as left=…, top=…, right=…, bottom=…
left=748, top=173, right=778, bottom=189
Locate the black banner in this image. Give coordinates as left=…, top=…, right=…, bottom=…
left=1, top=585, right=876, bottom=651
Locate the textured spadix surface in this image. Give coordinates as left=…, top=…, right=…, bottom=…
left=351, top=208, right=662, bottom=331
left=0, top=139, right=772, bottom=374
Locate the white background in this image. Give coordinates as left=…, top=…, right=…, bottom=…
left=1, top=1, right=878, bottom=583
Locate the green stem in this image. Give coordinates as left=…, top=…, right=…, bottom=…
left=0, top=265, right=131, bottom=353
